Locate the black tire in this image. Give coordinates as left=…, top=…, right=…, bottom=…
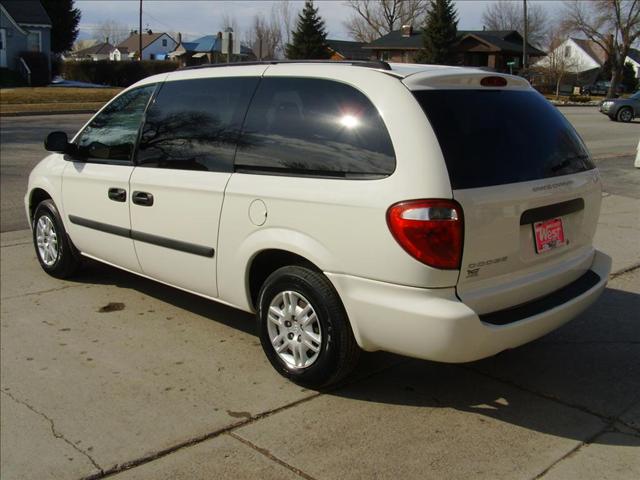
left=32, top=199, right=81, bottom=278
left=257, top=265, right=360, bottom=388
left=616, top=107, right=633, bottom=123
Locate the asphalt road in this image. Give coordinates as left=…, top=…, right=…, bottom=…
left=1, top=107, right=639, bottom=233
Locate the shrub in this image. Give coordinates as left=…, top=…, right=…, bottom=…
left=568, top=94, right=592, bottom=103
left=61, top=60, right=179, bottom=87
left=19, top=51, right=50, bottom=86
left=0, top=68, right=28, bottom=87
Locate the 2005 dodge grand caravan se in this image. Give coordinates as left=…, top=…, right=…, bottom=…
left=27, top=61, right=611, bottom=388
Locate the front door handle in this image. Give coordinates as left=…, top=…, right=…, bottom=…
left=108, top=187, right=126, bottom=202
left=132, top=191, right=154, bottom=206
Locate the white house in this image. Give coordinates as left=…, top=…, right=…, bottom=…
left=626, top=49, right=640, bottom=79
left=112, top=31, right=177, bottom=61
left=534, top=37, right=606, bottom=81
left=109, top=47, right=130, bottom=61
left=537, top=37, right=640, bottom=81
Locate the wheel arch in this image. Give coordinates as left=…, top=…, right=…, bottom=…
left=247, top=248, right=322, bottom=310
left=28, top=188, right=53, bottom=221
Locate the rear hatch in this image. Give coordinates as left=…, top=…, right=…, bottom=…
left=409, top=74, right=601, bottom=314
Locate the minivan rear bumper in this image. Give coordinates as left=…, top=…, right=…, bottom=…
left=326, top=249, right=611, bottom=363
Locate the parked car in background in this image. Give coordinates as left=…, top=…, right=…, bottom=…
left=581, top=81, right=624, bottom=96
left=600, top=91, right=640, bottom=122
left=26, top=61, right=611, bottom=388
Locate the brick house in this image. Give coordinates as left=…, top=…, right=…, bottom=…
left=364, top=25, right=545, bottom=73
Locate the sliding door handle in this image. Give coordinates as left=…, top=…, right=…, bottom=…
left=108, top=188, right=126, bottom=202
left=132, top=191, right=154, bottom=206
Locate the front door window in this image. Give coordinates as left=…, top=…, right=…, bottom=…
left=76, top=85, right=155, bottom=161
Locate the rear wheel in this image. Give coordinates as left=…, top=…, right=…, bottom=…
left=617, top=107, right=633, bottom=123
left=32, top=200, right=81, bottom=278
left=257, top=265, right=360, bottom=388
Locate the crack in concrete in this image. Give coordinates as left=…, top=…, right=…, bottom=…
left=1, top=284, right=82, bottom=301
left=78, top=358, right=407, bottom=480
left=0, top=389, right=103, bottom=473
left=610, top=262, right=640, bottom=279
left=78, top=393, right=323, bottom=480
left=530, top=424, right=615, bottom=480
left=530, top=400, right=640, bottom=480
left=0, top=240, right=32, bottom=248
left=228, top=432, right=318, bottom=480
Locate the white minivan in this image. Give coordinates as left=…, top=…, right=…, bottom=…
left=26, top=61, right=611, bottom=387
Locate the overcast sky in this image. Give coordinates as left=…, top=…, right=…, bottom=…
left=76, top=0, right=565, bottom=42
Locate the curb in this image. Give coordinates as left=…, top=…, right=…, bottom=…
left=551, top=103, right=601, bottom=108
left=0, top=109, right=98, bottom=117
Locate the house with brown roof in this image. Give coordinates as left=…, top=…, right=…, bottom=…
left=363, top=26, right=544, bottom=73
left=69, top=41, right=114, bottom=61
left=111, top=30, right=177, bottom=61
left=326, top=39, right=369, bottom=61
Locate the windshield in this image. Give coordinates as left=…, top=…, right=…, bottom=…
left=413, top=89, right=595, bottom=189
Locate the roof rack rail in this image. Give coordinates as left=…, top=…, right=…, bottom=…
left=178, top=59, right=392, bottom=71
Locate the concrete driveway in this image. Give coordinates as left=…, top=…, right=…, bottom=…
left=1, top=108, right=639, bottom=479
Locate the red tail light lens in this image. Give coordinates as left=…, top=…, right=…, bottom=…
left=387, top=199, right=463, bottom=270
left=480, top=76, right=508, bottom=87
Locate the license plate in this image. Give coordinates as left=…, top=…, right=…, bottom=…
left=533, top=218, right=566, bottom=254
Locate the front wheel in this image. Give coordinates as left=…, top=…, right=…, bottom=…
left=257, top=266, right=360, bottom=388
left=617, top=107, right=633, bottom=123
left=32, top=199, right=81, bottom=278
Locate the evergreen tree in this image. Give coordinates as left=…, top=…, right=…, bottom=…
left=286, top=1, right=331, bottom=60
left=621, top=61, right=639, bottom=92
left=41, top=0, right=81, bottom=54
left=416, top=0, right=458, bottom=65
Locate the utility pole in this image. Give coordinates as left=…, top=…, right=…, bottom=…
left=139, top=0, right=143, bottom=61
left=522, top=0, right=528, bottom=73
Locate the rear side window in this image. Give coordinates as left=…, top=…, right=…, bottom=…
left=136, top=77, right=259, bottom=172
left=235, top=77, right=395, bottom=178
left=413, top=90, right=595, bottom=189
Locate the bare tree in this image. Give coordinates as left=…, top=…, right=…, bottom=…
left=72, top=39, right=97, bottom=52
left=344, top=0, right=430, bottom=42
left=563, top=0, right=640, bottom=97
left=220, top=11, right=240, bottom=36
left=95, top=20, right=129, bottom=45
left=246, top=12, right=282, bottom=60
left=275, top=0, right=295, bottom=49
left=533, top=23, right=582, bottom=99
left=482, top=0, right=549, bottom=48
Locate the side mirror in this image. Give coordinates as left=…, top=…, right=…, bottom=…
left=44, top=131, right=70, bottom=153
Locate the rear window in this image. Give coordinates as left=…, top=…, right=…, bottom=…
left=413, top=90, right=595, bottom=189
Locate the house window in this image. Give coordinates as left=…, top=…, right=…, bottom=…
left=162, top=39, right=167, bottom=47
left=27, top=31, right=41, bottom=52
left=564, top=45, right=571, bottom=58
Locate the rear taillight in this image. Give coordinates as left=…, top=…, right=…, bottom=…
left=386, top=199, right=463, bottom=270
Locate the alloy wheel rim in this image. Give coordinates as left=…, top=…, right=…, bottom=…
left=36, top=215, right=59, bottom=266
left=620, top=109, right=632, bottom=121
left=267, top=290, right=322, bottom=369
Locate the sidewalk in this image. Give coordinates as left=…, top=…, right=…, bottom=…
left=1, top=193, right=639, bottom=480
